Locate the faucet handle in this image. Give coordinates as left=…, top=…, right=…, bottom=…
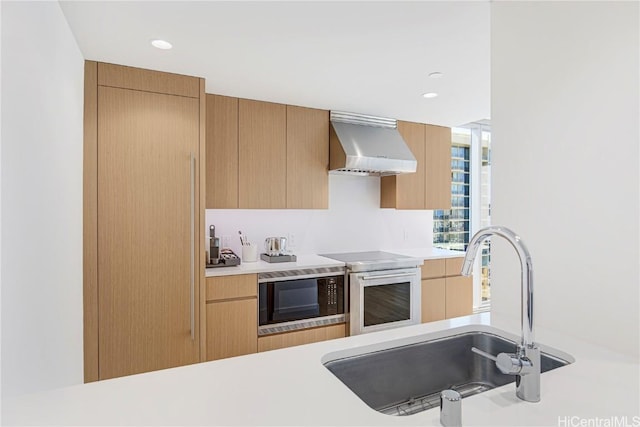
left=471, top=347, right=525, bottom=375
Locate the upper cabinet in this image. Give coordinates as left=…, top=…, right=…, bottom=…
left=286, top=106, right=329, bottom=209
left=206, top=96, right=329, bottom=209
left=238, top=99, right=287, bottom=209
left=380, top=121, right=452, bottom=210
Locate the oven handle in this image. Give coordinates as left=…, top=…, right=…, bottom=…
left=359, top=272, right=418, bottom=281
left=258, top=271, right=345, bottom=283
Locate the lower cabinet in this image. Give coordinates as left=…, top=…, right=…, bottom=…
left=258, top=324, right=346, bottom=352
left=421, top=257, right=473, bottom=322
left=205, top=274, right=257, bottom=361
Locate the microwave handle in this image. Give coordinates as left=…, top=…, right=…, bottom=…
left=359, top=272, right=417, bottom=281
left=258, top=271, right=345, bottom=283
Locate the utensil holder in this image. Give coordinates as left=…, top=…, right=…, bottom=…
left=242, top=243, right=258, bottom=262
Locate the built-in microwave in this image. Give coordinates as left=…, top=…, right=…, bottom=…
left=258, top=267, right=346, bottom=336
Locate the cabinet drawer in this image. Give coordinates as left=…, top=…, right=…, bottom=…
left=421, top=259, right=446, bottom=279
left=445, top=257, right=465, bottom=277
left=421, top=278, right=446, bottom=323
left=206, top=299, right=257, bottom=361
left=257, top=324, right=346, bottom=352
left=445, top=275, right=473, bottom=318
left=206, top=274, right=257, bottom=301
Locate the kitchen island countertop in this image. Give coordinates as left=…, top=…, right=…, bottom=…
left=4, top=313, right=639, bottom=426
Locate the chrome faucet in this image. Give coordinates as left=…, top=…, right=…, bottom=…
left=462, top=226, right=540, bottom=403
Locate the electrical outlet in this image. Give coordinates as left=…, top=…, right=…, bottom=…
left=222, top=235, right=230, bottom=249
left=288, top=233, right=296, bottom=249
left=403, top=229, right=409, bottom=241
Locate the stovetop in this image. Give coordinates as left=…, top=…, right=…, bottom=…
left=320, top=251, right=422, bottom=272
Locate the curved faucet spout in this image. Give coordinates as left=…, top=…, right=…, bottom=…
left=461, top=226, right=534, bottom=346
left=463, top=226, right=540, bottom=402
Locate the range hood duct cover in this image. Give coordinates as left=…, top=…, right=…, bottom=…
left=329, top=111, right=417, bottom=176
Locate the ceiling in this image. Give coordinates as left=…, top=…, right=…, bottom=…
left=59, top=1, right=490, bottom=128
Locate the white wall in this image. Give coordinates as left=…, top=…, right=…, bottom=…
left=491, top=2, right=639, bottom=357
left=1, top=1, right=84, bottom=397
left=207, top=174, right=434, bottom=256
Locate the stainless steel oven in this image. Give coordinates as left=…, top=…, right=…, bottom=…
left=349, top=267, right=421, bottom=335
left=258, top=266, right=346, bottom=336
left=320, top=251, right=422, bottom=336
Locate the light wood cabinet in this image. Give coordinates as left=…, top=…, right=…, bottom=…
left=425, top=125, right=452, bottom=209
left=421, top=257, right=472, bottom=323
left=205, top=96, right=329, bottom=209
left=381, top=121, right=452, bottom=210
left=205, top=275, right=258, bottom=361
left=286, top=105, right=329, bottom=209
left=258, top=324, right=346, bottom=352
left=84, top=62, right=204, bottom=381
left=206, top=94, right=238, bottom=208
left=380, top=121, right=426, bottom=209
left=238, top=99, right=287, bottom=209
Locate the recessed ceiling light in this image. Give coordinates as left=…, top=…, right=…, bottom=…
left=151, top=39, right=172, bottom=50
left=428, top=72, right=444, bottom=78
left=422, top=92, right=439, bottom=99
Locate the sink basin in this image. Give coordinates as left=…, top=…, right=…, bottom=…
left=323, top=328, right=573, bottom=416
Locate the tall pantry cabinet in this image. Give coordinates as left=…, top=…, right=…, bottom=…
left=84, top=62, right=205, bottom=381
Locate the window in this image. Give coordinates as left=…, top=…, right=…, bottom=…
left=434, top=125, right=492, bottom=308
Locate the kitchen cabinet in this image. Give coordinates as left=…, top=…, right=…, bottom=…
left=286, top=105, right=329, bottom=209
left=257, top=324, right=346, bottom=352
left=238, top=99, right=287, bottom=209
left=84, top=62, right=204, bottom=381
left=421, top=257, right=472, bottom=322
left=205, top=96, right=329, bottom=209
left=380, top=121, right=452, bottom=210
left=205, top=275, right=258, bottom=361
left=206, top=94, right=238, bottom=208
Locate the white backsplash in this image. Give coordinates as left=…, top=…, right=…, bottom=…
left=206, top=174, right=434, bottom=255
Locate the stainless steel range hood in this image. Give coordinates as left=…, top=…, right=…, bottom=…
left=329, top=111, right=417, bottom=176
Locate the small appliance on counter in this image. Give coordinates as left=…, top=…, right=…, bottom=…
left=207, top=225, right=241, bottom=268
left=261, top=237, right=297, bottom=263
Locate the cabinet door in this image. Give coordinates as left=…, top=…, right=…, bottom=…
left=97, top=86, right=200, bottom=380
left=421, top=278, right=446, bottom=323
left=206, top=299, right=257, bottom=361
left=238, top=99, right=287, bottom=208
left=206, top=94, right=238, bottom=208
left=445, top=276, right=473, bottom=318
left=381, top=121, right=426, bottom=209
left=286, top=106, right=329, bottom=209
left=425, top=124, right=452, bottom=209
left=257, top=324, right=346, bottom=352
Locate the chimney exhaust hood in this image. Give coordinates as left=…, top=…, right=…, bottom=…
left=329, top=111, right=417, bottom=176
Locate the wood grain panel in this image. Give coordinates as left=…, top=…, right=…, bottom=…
left=206, top=274, right=257, bottom=301
left=286, top=106, right=329, bottom=209
left=206, top=299, right=257, bottom=361
left=392, top=121, right=426, bottom=209
left=83, top=60, right=99, bottom=383
left=258, top=324, right=346, bottom=352
left=97, top=62, right=200, bottom=98
left=238, top=99, right=287, bottom=208
left=421, top=278, right=446, bottom=323
left=445, top=257, right=465, bottom=277
left=198, top=79, right=207, bottom=362
left=380, top=175, right=397, bottom=208
left=445, top=276, right=473, bottom=318
left=206, top=94, right=238, bottom=208
left=425, top=124, right=452, bottom=209
left=421, top=259, right=446, bottom=279
left=97, top=86, right=200, bottom=380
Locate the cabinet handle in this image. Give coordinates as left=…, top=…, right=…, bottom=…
left=190, top=153, right=195, bottom=341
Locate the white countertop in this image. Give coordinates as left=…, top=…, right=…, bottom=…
left=5, top=313, right=639, bottom=426
left=206, top=248, right=463, bottom=277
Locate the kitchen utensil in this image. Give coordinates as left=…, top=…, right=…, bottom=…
left=264, top=237, right=287, bottom=256
left=242, top=243, right=258, bottom=262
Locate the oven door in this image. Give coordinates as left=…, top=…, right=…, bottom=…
left=349, top=267, right=421, bottom=335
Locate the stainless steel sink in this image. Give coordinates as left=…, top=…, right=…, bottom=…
left=323, top=330, right=572, bottom=416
